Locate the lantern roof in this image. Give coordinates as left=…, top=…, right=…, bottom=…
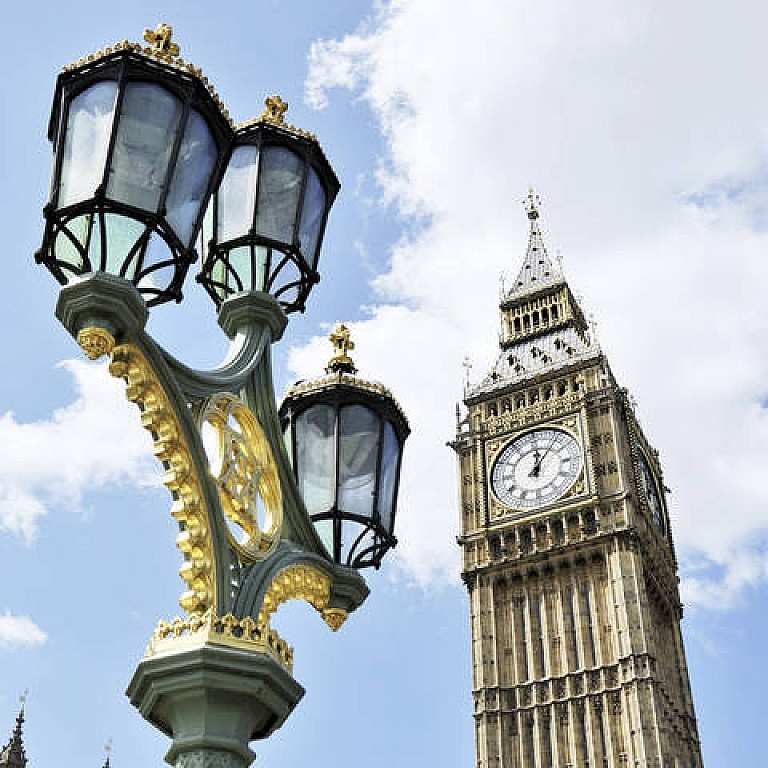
left=234, top=96, right=337, bottom=191
left=282, top=325, right=410, bottom=434
left=59, top=23, right=233, bottom=127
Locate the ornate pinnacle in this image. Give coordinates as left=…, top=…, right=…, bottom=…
left=259, top=95, right=289, bottom=125
left=326, top=324, right=357, bottom=374
left=0, top=695, right=27, bottom=768
left=143, top=23, right=180, bottom=57
left=525, top=187, right=540, bottom=220
left=102, top=739, right=112, bottom=768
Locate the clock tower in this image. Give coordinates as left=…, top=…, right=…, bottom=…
left=452, top=192, right=703, bottom=768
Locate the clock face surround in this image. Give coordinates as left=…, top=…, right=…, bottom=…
left=637, top=451, right=665, bottom=536
left=491, top=428, right=582, bottom=510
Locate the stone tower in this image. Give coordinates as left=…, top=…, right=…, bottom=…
left=452, top=192, right=703, bottom=768
left=0, top=704, right=27, bottom=768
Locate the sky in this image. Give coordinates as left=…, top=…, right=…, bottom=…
left=0, top=1, right=766, bottom=766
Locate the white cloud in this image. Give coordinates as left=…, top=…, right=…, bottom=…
left=0, top=611, right=47, bottom=650
left=302, top=0, right=768, bottom=603
left=0, top=360, right=155, bottom=542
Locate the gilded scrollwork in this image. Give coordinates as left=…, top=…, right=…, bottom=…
left=198, top=393, right=282, bottom=561
left=108, top=342, right=215, bottom=615
left=76, top=327, right=115, bottom=360
left=257, top=565, right=332, bottom=628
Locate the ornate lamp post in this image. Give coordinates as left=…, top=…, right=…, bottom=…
left=36, top=25, right=408, bottom=768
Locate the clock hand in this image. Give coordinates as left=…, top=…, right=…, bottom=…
left=536, top=433, right=560, bottom=468
left=528, top=451, right=542, bottom=477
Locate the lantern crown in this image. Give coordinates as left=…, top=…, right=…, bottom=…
left=60, top=23, right=232, bottom=126
left=237, top=95, right=317, bottom=143
left=326, top=324, right=356, bottom=374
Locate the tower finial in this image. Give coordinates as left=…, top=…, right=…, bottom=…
left=0, top=693, right=28, bottom=768
left=103, top=738, right=112, bottom=768
left=326, top=324, right=357, bottom=374
left=525, top=187, right=540, bottom=220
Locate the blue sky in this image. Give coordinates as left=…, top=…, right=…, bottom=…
left=0, top=2, right=767, bottom=766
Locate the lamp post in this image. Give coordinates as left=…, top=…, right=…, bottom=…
left=36, top=25, right=408, bottom=768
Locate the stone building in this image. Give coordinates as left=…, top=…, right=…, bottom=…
left=0, top=703, right=110, bottom=768
left=452, top=192, right=703, bottom=767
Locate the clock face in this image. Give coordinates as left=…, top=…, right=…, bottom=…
left=491, top=428, right=582, bottom=510
left=637, top=452, right=665, bottom=536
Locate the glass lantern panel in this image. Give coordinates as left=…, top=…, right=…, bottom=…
left=313, top=519, right=335, bottom=558
left=270, top=255, right=302, bottom=304
left=103, top=214, right=146, bottom=278
left=226, top=245, right=252, bottom=293
left=107, top=82, right=182, bottom=212
left=58, top=81, right=118, bottom=208
left=210, top=257, right=226, bottom=302
left=338, top=404, right=379, bottom=520
left=200, top=196, right=214, bottom=252
left=166, top=109, right=217, bottom=246
left=216, top=145, right=259, bottom=242
left=86, top=213, right=103, bottom=270
left=340, top=519, right=366, bottom=566
left=296, top=404, right=335, bottom=516
left=254, top=245, right=269, bottom=292
left=136, top=232, right=174, bottom=292
left=298, top=168, right=326, bottom=269
left=253, top=146, right=303, bottom=243
left=53, top=214, right=89, bottom=273
left=376, top=421, right=400, bottom=534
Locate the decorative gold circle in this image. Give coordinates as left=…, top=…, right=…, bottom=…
left=199, top=394, right=282, bottom=560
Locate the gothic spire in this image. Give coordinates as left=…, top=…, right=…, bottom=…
left=102, top=738, right=113, bottom=768
left=507, top=188, right=562, bottom=296
left=0, top=698, right=27, bottom=768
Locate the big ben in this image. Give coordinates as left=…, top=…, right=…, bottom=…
left=452, top=191, right=703, bottom=768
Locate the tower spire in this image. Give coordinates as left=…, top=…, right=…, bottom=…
left=507, top=188, right=562, bottom=296
left=0, top=694, right=28, bottom=768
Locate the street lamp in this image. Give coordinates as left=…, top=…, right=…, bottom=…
left=198, top=95, right=339, bottom=314
left=280, top=324, right=409, bottom=568
left=36, top=24, right=408, bottom=768
left=36, top=23, right=232, bottom=305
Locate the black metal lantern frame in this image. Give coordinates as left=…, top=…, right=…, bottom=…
left=198, top=117, right=340, bottom=314
left=280, top=382, right=409, bottom=569
left=37, top=47, right=233, bottom=305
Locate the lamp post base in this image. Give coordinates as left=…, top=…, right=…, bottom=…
left=127, top=643, right=304, bottom=768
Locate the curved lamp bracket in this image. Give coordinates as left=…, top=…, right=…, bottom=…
left=163, top=292, right=288, bottom=400
left=234, top=541, right=370, bottom=633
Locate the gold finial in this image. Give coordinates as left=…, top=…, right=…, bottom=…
left=322, top=607, right=348, bottom=632
left=143, top=23, right=180, bottom=57
left=326, top=324, right=357, bottom=374
left=525, top=187, right=540, bottom=220
left=77, top=327, right=116, bottom=360
left=259, top=95, right=289, bottom=125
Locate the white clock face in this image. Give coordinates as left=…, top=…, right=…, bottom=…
left=637, top=452, right=665, bottom=536
left=491, top=428, right=582, bottom=510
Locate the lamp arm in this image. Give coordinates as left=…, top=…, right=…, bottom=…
left=161, top=323, right=272, bottom=400
left=161, top=291, right=288, bottom=400
left=234, top=540, right=369, bottom=631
